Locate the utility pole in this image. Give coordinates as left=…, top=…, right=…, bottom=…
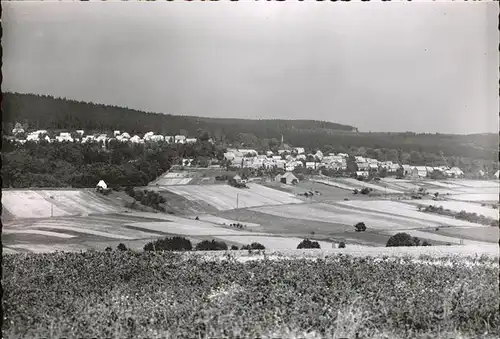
left=236, top=193, right=239, bottom=209
left=50, top=196, right=54, bottom=217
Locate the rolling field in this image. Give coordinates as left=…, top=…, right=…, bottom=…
left=2, top=190, right=124, bottom=219
left=153, top=171, right=193, bottom=186
left=404, top=199, right=499, bottom=219
left=420, top=226, right=500, bottom=243
left=336, top=200, right=487, bottom=227
left=339, top=178, right=403, bottom=194
left=382, top=229, right=492, bottom=246
left=165, top=183, right=303, bottom=210
left=449, top=193, right=499, bottom=202
left=311, top=178, right=357, bottom=191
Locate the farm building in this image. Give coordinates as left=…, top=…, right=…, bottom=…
left=76, top=130, right=85, bottom=136
left=12, top=123, right=25, bottom=135
left=96, top=180, right=107, bottom=190
left=113, top=130, right=121, bottom=136
left=276, top=172, right=299, bottom=185
left=130, top=135, right=142, bottom=143
left=357, top=162, right=369, bottom=171
left=447, top=167, right=464, bottom=178
left=175, top=135, right=186, bottom=144
left=494, top=170, right=499, bottom=179
left=306, top=162, right=316, bottom=169
left=294, top=147, right=305, bottom=154
left=411, top=166, right=428, bottom=178
left=401, top=164, right=412, bottom=176
left=356, top=171, right=369, bottom=179
left=186, top=138, right=197, bottom=144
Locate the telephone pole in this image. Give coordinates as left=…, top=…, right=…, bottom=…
left=236, top=193, right=239, bottom=209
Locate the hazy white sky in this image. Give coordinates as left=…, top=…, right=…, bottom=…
left=3, top=1, right=498, bottom=134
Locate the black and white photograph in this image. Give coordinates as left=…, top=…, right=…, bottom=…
left=2, top=1, right=499, bottom=338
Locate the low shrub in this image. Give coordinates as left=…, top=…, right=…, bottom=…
left=195, top=240, right=228, bottom=251
left=117, top=243, right=127, bottom=251
left=241, top=242, right=265, bottom=250
left=338, top=242, right=346, bottom=248
left=144, top=236, right=193, bottom=252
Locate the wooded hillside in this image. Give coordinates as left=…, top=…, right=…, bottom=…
left=2, top=92, right=497, bottom=162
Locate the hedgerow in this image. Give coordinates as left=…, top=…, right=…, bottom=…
left=2, top=252, right=498, bottom=339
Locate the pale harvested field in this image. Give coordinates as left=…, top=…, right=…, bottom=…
left=165, top=184, right=303, bottom=210
left=382, top=229, right=493, bottom=246
left=425, top=181, right=466, bottom=189
left=251, top=203, right=435, bottom=230
left=449, top=193, right=499, bottom=202
left=191, top=214, right=260, bottom=227
left=7, top=243, right=89, bottom=253
left=214, top=235, right=335, bottom=250
left=34, top=225, right=134, bottom=240
left=2, top=229, right=76, bottom=239
left=452, top=180, right=498, bottom=188
left=2, top=191, right=70, bottom=218
left=422, top=226, right=500, bottom=243
left=126, top=220, right=267, bottom=237
left=311, top=179, right=357, bottom=191
left=155, top=178, right=193, bottom=186
left=2, top=190, right=123, bottom=219
left=340, top=178, right=403, bottom=194
left=3, top=215, right=164, bottom=242
left=337, top=200, right=486, bottom=227
left=404, top=200, right=499, bottom=219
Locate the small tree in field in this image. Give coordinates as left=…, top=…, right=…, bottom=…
left=297, top=239, right=321, bottom=249
left=117, top=243, right=128, bottom=251
left=338, top=242, right=346, bottom=248
left=230, top=245, right=239, bottom=250
left=354, top=222, right=367, bottom=232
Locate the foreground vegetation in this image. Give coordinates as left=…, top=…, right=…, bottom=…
left=3, top=251, right=498, bottom=339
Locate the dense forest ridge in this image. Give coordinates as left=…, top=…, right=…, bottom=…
left=2, top=92, right=357, bottom=135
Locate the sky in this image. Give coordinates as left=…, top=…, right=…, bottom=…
left=2, top=1, right=498, bottom=134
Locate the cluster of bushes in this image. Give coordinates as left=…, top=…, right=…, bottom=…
left=241, top=242, right=266, bottom=250
left=227, top=223, right=246, bottom=229
left=353, top=187, right=373, bottom=195
left=195, top=240, right=228, bottom=251
left=142, top=237, right=268, bottom=252
left=297, top=239, right=320, bottom=249
left=125, top=187, right=166, bottom=212
left=144, top=237, right=193, bottom=252
left=419, top=205, right=499, bottom=227
left=386, top=233, right=431, bottom=247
